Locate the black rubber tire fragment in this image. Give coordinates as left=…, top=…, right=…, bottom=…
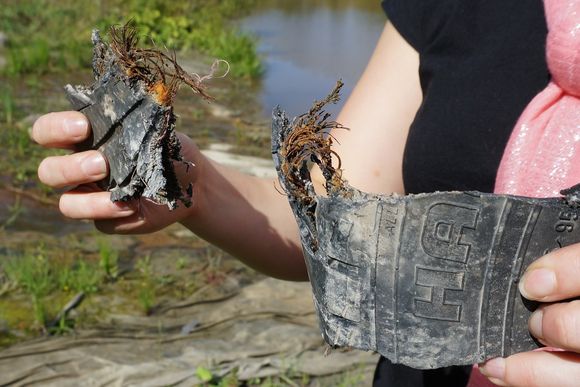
left=64, top=30, right=190, bottom=210
left=272, top=106, right=580, bottom=369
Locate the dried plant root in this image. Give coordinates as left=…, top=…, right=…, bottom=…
left=277, top=80, right=348, bottom=205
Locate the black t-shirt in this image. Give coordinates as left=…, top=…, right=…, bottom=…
left=374, top=0, right=550, bottom=386
left=384, top=0, right=550, bottom=195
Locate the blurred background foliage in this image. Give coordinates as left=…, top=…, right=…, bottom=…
left=0, top=0, right=262, bottom=78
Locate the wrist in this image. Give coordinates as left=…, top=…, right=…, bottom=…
left=174, top=133, right=207, bottom=224
left=177, top=147, right=230, bottom=237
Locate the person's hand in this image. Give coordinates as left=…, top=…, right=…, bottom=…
left=479, top=243, right=580, bottom=386
left=33, top=111, right=200, bottom=234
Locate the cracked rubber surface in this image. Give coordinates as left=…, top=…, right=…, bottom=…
left=272, top=106, right=580, bottom=369
left=64, top=30, right=190, bottom=210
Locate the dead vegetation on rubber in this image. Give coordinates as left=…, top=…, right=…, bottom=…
left=278, top=81, right=349, bottom=206
left=108, top=22, right=218, bottom=105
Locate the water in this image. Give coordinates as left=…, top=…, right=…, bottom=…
left=241, top=0, right=386, bottom=118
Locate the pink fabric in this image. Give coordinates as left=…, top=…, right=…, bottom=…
left=494, top=0, right=580, bottom=197
left=472, top=1, right=580, bottom=386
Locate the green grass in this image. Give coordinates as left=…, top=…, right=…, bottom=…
left=58, top=261, right=101, bottom=294
left=1, top=0, right=262, bottom=79
left=5, top=39, right=50, bottom=76
left=2, top=247, right=105, bottom=328
left=1, top=87, right=15, bottom=125
left=2, top=123, right=59, bottom=187
left=98, top=238, right=120, bottom=282
left=4, top=253, right=53, bottom=301
left=0, top=0, right=94, bottom=76
left=0, top=77, right=68, bottom=192
left=135, top=255, right=156, bottom=315
left=207, top=30, right=262, bottom=78
left=3, top=252, right=55, bottom=326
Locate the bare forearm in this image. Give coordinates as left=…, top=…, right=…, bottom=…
left=181, top=152, right=307, bottom=281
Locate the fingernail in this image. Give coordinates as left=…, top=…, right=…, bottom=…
left=64, top=118, right=88, bottom=138
left=81, top=154, right=107, bottom=177
left=479, top=357, right=506, bottom=383
left=519, top=268, right=556, bottom=299
left=528, top=309, right=544, bottom=339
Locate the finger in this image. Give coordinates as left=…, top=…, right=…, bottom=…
left=480, top=351, right=580, bottom=387
left=95, top=212, right=147, bottom=234
left=59, top=190, right=136, bottom=220
left=96, top=198, right=194, bottom=234
left=527, top=300, right=580, bottom=351
left=38, top=151, right=108, bottom=188
left=519, top=243, right=580, bottom=302
left=32, top=111, right=90, bottom=148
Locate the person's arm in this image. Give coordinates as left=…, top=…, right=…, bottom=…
left=33, top=21, right=422, bottom=281
left=322, top=22, right=422, bottom=196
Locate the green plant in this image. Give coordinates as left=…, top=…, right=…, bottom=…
left=2, top=248, right=103, bottom=328
left=135, top=255, right=156, bottom=315
left=0, top=83, right=65, bottom=189
left=48, top=314, right=75, bottom=336
left=0, top=87, right=14, bottom=125
left=30, top=294, right=46, bottom=328
left=3, top=252, right=54, bottom=326
left=58, top=260, right=101, bottom=294
left=215, top=372, right=240, bottom=387
left=195, top=366, right=243, bottom=387
left=1, top=121, right=55, bottom=187
left=196, top=366, right=214, bottom=383
left=0, top=0, right=96, bottom=76
left=210, top=30, right=262, bottom=78
left=6, top=126, right=31, bottom=159
left=6, top=39, right=50, bottom=76
left=98, top=238, right=119, bottom=281
left=175, top=257, right=187, bottom=270
left=4, top=253, right=53, bottom=301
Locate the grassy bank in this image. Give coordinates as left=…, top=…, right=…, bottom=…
left=0, top=0, right=262, bottom=78
left=0, top=230, right=245, bottom=342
